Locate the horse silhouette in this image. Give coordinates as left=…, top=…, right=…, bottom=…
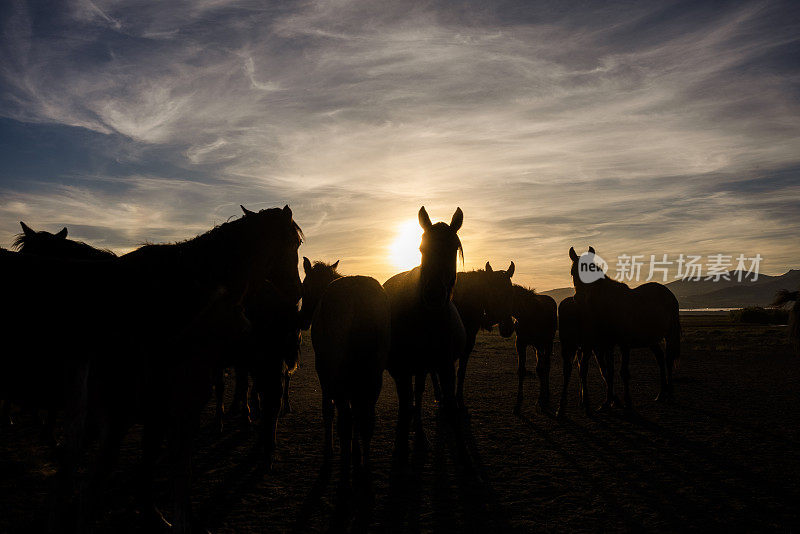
left=438, top=261, right=515, bottom=408
left=383, top=207, right=466, bottom=460
left=0, top=205, right=303, bottom=531
left=245, top=279, right=301, bottom=466
left=555, top=296, right=596, bottom=417
left=299, top=258, right=390, bottom=489
left=212, top=278, right=300, bottom=465
left=774, top=288, right=800, bottom=355
left=511, top=284, right=557, bottom=415
left=1, top=223, right=116, bottom=431
left=569, top=246, right=681, bottom=410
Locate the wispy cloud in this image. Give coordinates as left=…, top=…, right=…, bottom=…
left=1, top=0, right=799, bottom=288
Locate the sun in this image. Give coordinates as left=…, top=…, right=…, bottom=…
left=389, top=219, right=423, bottom=271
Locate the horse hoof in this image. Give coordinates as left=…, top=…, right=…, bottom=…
left=555, top=405, right=566, bottom=419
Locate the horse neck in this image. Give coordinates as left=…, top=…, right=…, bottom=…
left=511, top=284, right=532, bottom=316
left=454, top=271, right=486, bottom=320
left=582, top=276, right=630, bottom=305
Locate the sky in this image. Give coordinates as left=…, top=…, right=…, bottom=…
left=1, top=0, right=799, bottom=290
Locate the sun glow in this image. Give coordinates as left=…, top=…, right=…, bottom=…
left=389, top=219, right=423, bottom=271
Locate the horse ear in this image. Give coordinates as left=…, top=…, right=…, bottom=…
left=20, top=221, right=34, bottom=236
left=241, top=205, right=255, bottom=216
left=303, top=256, right=312, bottom=275
left=507, top=261, right=515, bottom=278
left=450, top=207, right=463, bottom=232
left=485, top=261, right=492, bottom=272
left=569, top=247, right=579, bottom=261
left=418, top=207, right=432, bottom=231
left=55, top=227, right=68, bottom=239
left=331, top=260, right=340, bottom=270
left=588, top=246, right=595, bottom=254
left=283, top=205, right=292, bottom=219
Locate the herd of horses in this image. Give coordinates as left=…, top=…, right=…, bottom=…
left=0, top=205, right=687, bottom=532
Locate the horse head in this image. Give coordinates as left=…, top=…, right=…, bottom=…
left=13, top=222, right=115, bottom=260
left=238, top=205, right=303, bottom=304
left=418, top=206, right=463, bottom=310
left=299, top=257, right=341, bottom=330
left=482, top=260, right=515, bottom=337
left=569, top=245, right=599, bottom=299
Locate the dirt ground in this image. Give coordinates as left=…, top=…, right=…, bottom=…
left=1, top=314, right=799, bottom=533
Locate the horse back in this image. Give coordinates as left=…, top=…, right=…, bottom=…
left=515, top=292, right=557, bottom=345
left=597, top=281, right=679, bottom=346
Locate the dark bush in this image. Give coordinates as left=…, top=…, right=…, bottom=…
left=729, top=306, right=789, bottom=325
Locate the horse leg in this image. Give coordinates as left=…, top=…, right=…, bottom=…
left=138, top=419, right=170, bottom=530
left=597, top=349, right=617, bottom=411
left=49, top=360, right=89, bottom=532
left=213, top=366, right=225, bottom=434
left=536, top=343, right=552, bottom=411
left=431, top=371, right=443, bottom=405
left=456, top=352, right=469, bottom=410
left=280, top=369, right=292, bottom=416
left=556, top=341, right=576, bottom=418
left=456, top=337, right=474, bottom=410
left=40, top=407, right=57, bottom=447
left=168, top=412, right=199, bottom=534
left=322, top=385, right=335, bottom=463
left=413, top=372, right=430, bottom=449
left=357, top=398, right=376, bottom=476
left=578, top=349, right=592, bottom=416
left=393, top=374, right=412, bottom=462
left=652, top=343, right=669, bottom=402
left=351, top=401, right=362, bottom=473
left=336, top=400, right=353, bottom=490
left=514, top=341, right=527, bottom=415
left=259, top=362, right=283, bottom=469
left=85, top=415, right=128, bottom=525
left=231, top=367, right=251, bottom=425
left=620, top=346, right=633, bottom=410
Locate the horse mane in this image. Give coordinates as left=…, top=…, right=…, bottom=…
left=12, top=231, right=116, bottom=259
left=513, top=283, right=537, bottom=295
left=312, top=260, right=340, bottom=277
left=597, top=273, right=630, bottom=291
left=130, top=209, right=302, bottom=262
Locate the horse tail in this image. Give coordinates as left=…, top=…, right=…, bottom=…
left=666, top=311, right=681, bottom=370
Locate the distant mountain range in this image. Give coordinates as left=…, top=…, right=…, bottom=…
left=540, top=270, right=800, bottom=309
